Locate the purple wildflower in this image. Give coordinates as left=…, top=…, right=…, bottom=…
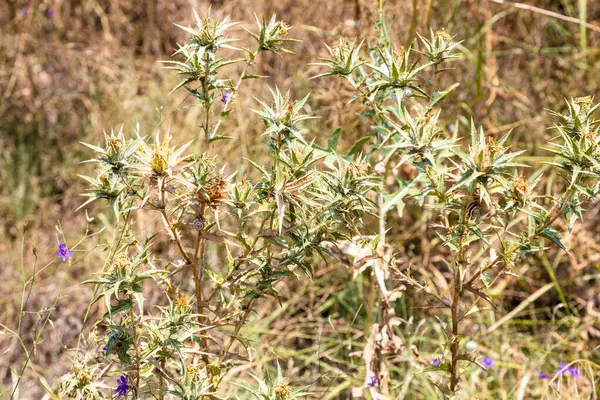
left=569, top=366, right=580, bottom=379
left=115, top=375, right=129, bottom=397
left=432, top=358, right=441, bottom=367
left=481, top=357, right=494, bottom=370
left=556, top=362, right=580, bottom=378
left=221, top=90, right=232, bottom=105
left=536, top=370, right=548, bottom=379
left=46, top=8, right=55, bottom=18
left=367, top=375, right=378, bottom=388
left=55, top=238, right=73, bottom=262
left=20, top=8, right=28, bottom=17
left=556, top=361, right=569, bottom=376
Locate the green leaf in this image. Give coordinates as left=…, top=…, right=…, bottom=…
left=102, top=298, right=133, bottom=319
left=538, top=228, right=569, bottom=254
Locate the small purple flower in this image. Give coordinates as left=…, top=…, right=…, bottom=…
left=556, top=361, right=569, bottom=376
left=556, top=362, right=580, bottom=378
left=536, top=370, right=548, bottom=379
left=569, top=366, right=580, bottom=379
left=115, top=375, right=129, bottom=397
left=367, top=375, right=377, bottom=388
left=431, top=358, right=441, bottom=367
left=55, top=238, right=73, bottom=262
left=481, top=357, right=494, bottom=370
left=46, top=8, right=55, bottom=18
left=220, top=90, right=232, bottom=105
left=20, top=8, right=28, bottom=17
left=449, top=124, right=457, bottom=134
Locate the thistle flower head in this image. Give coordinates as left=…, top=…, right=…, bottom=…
left=136, top=132, right=191, bottom=177
left=249, top=14, right=298, bottom=55
left=274, top=377, right=292, bottom=399
left=198, top=174, right=230, bottom=205
left=110, top=253, right=132, bottom=275
left=77, top=167, right=127, bottom=214
left=347, top=161, right=371, bottom=178
left=80, top=126, right=141, bottom=174
left=312, top=39, right=365, bottom=78
left=419, top=28, right=460, bottom=65
left=179, top=156, right=231, bottom=210
left=59, top=360, right=100, bottom=398
left=435, top=28, right=452, bottom=41
left=175, top=9, right=238, bottom=51
left=506, top=173, right=540, bottom=210
left=252, top=87, right=314, bottom=143
left=550, top=96, right=600, bottom=140
left=367, top=45, right=428, bottom=92
left=174, top=292, right=192, bottom=312
left=450, top=122, right=525, bottom=194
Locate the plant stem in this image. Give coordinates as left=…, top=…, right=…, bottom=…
left=158, top=359, right=165, bottom=399
left=158, top=179, right=191, bottom=264
left=202, top=50, right=212, bottom=150
left=192, top=205, right=207, bottom=321
left=129, top=296, right=141, bottom=396
left=449, top=193, right=470, bottom=392
left=218, top=302, right=254, bottom=366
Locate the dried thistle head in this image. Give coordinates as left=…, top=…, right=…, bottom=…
left=574, top=96, right=594, bottom=113
left=106, top=133, right=124, bottom=159
left=394, top=45, right=407, bottom=62
left=179, top=156, right=231, bottom=210
left=505, top=173, right=538, bottom=210
left=174, top=292, right=192, bottom=313
left=481, top=136, right=500, bottom=169
left=110, top=252, right=133, bottom=274
left=197, top=174, right=230, bottom=206
left=512, top=174, right=528, bottom=195
left=347, top=160, right=371, bottom=178
left=274, top=377, right=292, bottom=399
left=434, top=28, right=452, bottom=41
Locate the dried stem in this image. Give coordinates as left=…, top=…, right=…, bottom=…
left=129, top=297, right=141, bottom=396
left=192, top=205, right=206, bottom=322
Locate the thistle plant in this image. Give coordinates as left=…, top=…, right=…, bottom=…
left=63, top=8, right=375, bottom=400
left=313, top=4, right=599, bottom=398
left=48, top=3, right=598, bottom=399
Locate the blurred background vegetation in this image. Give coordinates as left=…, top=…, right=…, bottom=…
left=1, top=0, right=599, bottom=398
